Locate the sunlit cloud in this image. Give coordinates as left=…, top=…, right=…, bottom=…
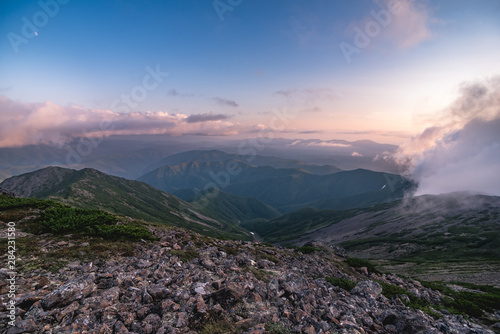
left=379, top=0, right=435, bottom=49
left=185, top=112, right=233, bottom=123
left=289, top=139, right=351, bottom=148
left=347, top=0, right=436, bottom=51
left=396, top=76, right=500, bottom=196
left=0, top=97, right=237, bottom=147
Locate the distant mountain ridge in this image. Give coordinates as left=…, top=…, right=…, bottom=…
left=138, top=156, right=411, bottom=213
left=143, top=149, right=342, bottom=175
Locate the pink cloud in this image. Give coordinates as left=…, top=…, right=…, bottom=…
left=381, top=0, right=434, bottom=49
left=0, top=97, right=237, bottom=148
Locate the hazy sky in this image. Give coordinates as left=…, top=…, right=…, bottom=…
left=1, top=0, right=499, bottom=145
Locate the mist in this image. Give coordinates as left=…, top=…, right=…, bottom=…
left=398, top=76, right=500, bottom=196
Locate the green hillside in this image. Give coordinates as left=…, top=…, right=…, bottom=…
left=190, top=190, right=281, bottom=223
left=0, top=167, right=251, bottom=240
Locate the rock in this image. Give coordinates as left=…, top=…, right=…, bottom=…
left=236, top=318, right=255, bottom=330
left=351, top=280, right=383, bottom=298
left=6, top=226, right=497, bottom=334
left=176, top=312, right=189, bottom=328
left=114, top=321, right=129, bottom=333
left=143, top=313, right=162, bottom=333
left=40, top=273, right=96, bottom=310
left=15, top=292, right=42, bottom=310
left=209, top=282, right=245, bottom=306
left=148, top=284, right=170, bottom=301
left=191, top=282, right=210, bottom=295
left=243, top=323, right=266, bottom=334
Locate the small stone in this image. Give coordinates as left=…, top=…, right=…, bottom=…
left=176, top=312, right=189, bottom=328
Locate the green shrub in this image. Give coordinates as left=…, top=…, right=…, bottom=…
left=170, top=249, right=199, bottom=262
left=296, top=246, right=322, bottom=254
left=378, top=281, right=431, bottom=310
left=265, top=322, right=294, bottom=334
left=347, top=257, right=379, bottom=273
left=40, top=206, right=155, bottom=240
left=41, top=207, right=117, bottom=233
left=445, top=297, right=483, bottom=318
left=0, top=196, right=60, bottom=210
left=326, top=277, right=356, bottom=291
left=419, top=280, right=500, bottom=318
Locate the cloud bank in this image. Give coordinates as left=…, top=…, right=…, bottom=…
left=0, top=97, right=236, bottom=147
left=397, top=76, right=500, bottom=196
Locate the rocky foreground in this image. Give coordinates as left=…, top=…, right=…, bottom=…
left=0, top=226, right=497, bottom=334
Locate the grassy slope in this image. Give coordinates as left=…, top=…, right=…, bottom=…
left=191, top=190, right=281, bottom=223
left=1, top=167, right=251, bottom=240
left=241, top=206, right=372, bottom=243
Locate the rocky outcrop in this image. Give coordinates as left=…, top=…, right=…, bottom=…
left=0, top=228, right=496, bottom=333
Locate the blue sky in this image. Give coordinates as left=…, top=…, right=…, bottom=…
left=1, top=0, right=499, bottom=146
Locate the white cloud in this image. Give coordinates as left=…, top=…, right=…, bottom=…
left=396, top=76, right=500, bottom=196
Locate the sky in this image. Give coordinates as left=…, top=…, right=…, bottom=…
left=1, top=0, right=500, bottom=147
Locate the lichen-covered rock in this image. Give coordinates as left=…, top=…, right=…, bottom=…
left=40, top=273, right=96, bottom=310
left=351, top=280, right=383, bottom=298
left=1, top=227, right=496, bottom=334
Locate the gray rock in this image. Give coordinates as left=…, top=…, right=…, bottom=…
left=40, top=273, right=96, bottom=310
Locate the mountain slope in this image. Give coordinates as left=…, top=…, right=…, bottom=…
left=246, top=193, right=500, bottom=286
left=0, top=167, right=251, bottom=239
left=139, top=160, right=411, bottom=213
left=191, top=190, right=281, bottom=223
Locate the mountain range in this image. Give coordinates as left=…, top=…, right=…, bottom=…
left=0, top=137, right=400, bottom=181
left=138, top=150, right=411, bottom=213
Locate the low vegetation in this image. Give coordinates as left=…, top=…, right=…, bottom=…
left=325, top=277, right=357, bottom=291
left=295, top=245, right=322, bottom=254
left=39, top=206, right=156, bottom=241
left=346, top=257, right=379, bottom=273
left=170, top=249, right=200, bottom=262
left=419, top=280, right=500, bottom=320
left=1, top=195, right=157, bottom=241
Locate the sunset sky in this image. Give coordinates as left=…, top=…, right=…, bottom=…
left=1, top=0, right=499, bottom=146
